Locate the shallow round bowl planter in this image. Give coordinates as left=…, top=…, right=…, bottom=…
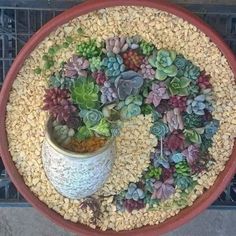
left=42, top=119, right=116, bottom=199
left=0, top=0, right=236, bottom=236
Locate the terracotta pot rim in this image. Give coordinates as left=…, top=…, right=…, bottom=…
left=0, top=1, right=236, bottom=236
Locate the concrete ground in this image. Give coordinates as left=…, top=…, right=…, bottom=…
left=0, top=208, right=235, bottom=236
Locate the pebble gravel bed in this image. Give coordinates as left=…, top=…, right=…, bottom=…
left=5, top=6, right=236, bottom=231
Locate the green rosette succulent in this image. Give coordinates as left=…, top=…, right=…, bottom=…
left=184, top=129, right=202, bottom=144
left=75, top=126, right=93, bottom=141
left=174, top=175, right=193, bottom=190
left=168, top=77, right=191, bottom=96
left=76, top=39, right=101, bottom=59
left=139, top=41, right=155, bottom=56
left=71, top=78, right=100, bottom=109
left=150, top=121, right=169, bottom=139
left=184, top=63, right=201, bottom=81
left=89, top=56, right=102, bottom=72
left=117, top=95, right=142, bottom=120
left=200, top=136, right=213, bottom=153
left=48, top=72, right=75, bottom=89
left=141, top=104, right=154, bottom=115
left=90, top=118, right=110, bottom=137
left=145, top=166, right=162, bottom=180
left=149, top=49, right=178, bottom=80
left=79, top=109, right=103, bottom=127
left=175, top=161, right=190, bottom=176
left=188, top=83, right=199, bottom=97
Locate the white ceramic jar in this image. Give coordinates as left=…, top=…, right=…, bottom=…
left=42, top=120, right=115, bottom=199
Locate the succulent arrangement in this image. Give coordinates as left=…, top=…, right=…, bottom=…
left=42, top=36, right=218, bottom=213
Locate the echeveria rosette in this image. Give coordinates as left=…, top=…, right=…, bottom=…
left=183, top=113, right=203, bottom=129
left=150, top=121, right=169, bottom=140
left=48, top=72, right=75, bottom=89
left=204, top=120, right=219, bottom=139
left=90, top=118, right=111, bottom=137
left=174, top=175, right=193, bottom=190
left=182, top=145, right=200, bottom=165
left=103, top=36, right=129, bottom=54
left=186, top=95, right=207, bottom=116
left=64, top=55, right=89, bottom=78
left=125, top=183, right=145, bottom=201
left=145, top=82, right=169, bottom=107
left=151, top=178, right=175, bottom=200
left=171, top=152, right=184, bottom=163
left=184, top=63, right=201, bottom=81
left=174, top=54, right=188, bottom=76
left=117, top=95, right=142, bottom=120
left=115, top=70, right=144, bottom=100
left=168, top=77, right=191, bottom=96
left=149, top=49, right=178, bottom=80
left=102, top=52, right=125, bottom=78
left=79, top=109, right=103, bottom=128
left=184, top=129, right=202, bottom=144
left=71, top=78, right=100, bottom=110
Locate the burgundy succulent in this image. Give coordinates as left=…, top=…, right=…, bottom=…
left=162, top=167, right=174, bottom=181
left=182, top=145, right=200, bottom=165
left=202, top=109, right=213, bottom=122
left=92, top=71, right=107, bottom=85
left=64, top=55, right=89, bottom=78
left=197, top=71, right=212, bottom=89
left=168, top=96, right=187, bottom=112
left=190, top=161, right=206, bottom=175
left=155, top=100, right=172, bottom=113
left=124, top=199, right=145, bottom=213
left=165, top=131, right=185, bottom=151
left=42, top=88, right=77, bottom=123
left=151, top=177, right=175, bottom=200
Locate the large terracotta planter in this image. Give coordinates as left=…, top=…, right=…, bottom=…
left=0, top=0, right=236, bottom=235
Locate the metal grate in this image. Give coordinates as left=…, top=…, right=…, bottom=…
left=0, top=2, right=236, bottom=208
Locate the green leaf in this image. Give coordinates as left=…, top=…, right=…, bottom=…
left=180, top=77, right=191, bottom=87
left=162, top=65, right=178, bottom=77
left=125, top=96, right=135, bottom=105
left=184, top=129, right=202, bottom=144
left=90, top=119, right=110, bottom=136
left=170, top=50, right=177, bottom=61
left=75, top=126, right=93, bottom=140
left=148, top=55, right=157, bottom=68
left=133, top=95, right=143, bottom=106
left=155, top=69, right=167, bottom=81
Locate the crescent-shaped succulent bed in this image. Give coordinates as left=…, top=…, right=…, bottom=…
left=0, top=1, right=236, bottom=235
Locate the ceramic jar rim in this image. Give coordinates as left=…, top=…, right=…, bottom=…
left=45, top=118, right=115, bottom=159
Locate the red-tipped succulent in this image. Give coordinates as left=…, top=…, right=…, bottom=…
left=168, top=96, right=187, bottom=112
left=43, top=88, right=77, bottom=123
left=197, top=71, right=212, bottom=89
left=122, top=50, right=144, bottom=71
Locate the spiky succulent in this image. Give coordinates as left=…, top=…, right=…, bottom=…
left=149, top=49, right=177, bottom=80
left=103, top=36, right=128, bottom=54
left=43, top=88, right=77, bottom=123
left=125, top=183, right=145, bottom=201
left=52, top=120, right=75, bottom=145
left=76, top=40, right=101, bottom=59
left=71, top=77, right=100, bottom=109
left=163, top=108, right=184, bottom=132
left=100, top=81, right=118, bottom=104
left=115, top=70, right=143, bottom=100
left=145, top=82, right=169, bottom=107
left=101, top=52, right=125, bottom=78
left=117, top=95, right=142, bottom=120
left=64, top=55, right=89, bottom=78
left=151, top=178, right=175, bottom=200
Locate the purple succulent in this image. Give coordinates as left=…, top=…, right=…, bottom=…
left=139, top=58, right=155, bottom=80
left=124, top=199, right=145, bottom=213
left=146, top=82, right=169, bottom=107
left=100, top=81, right=118, bottom=104
left=151, top=177, right=175, bottom=200
left=92, top=71, right=107, bottom=85
left=64, top=55, right=89, bottom=78
left=182, top=145, right=200, bottom=165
